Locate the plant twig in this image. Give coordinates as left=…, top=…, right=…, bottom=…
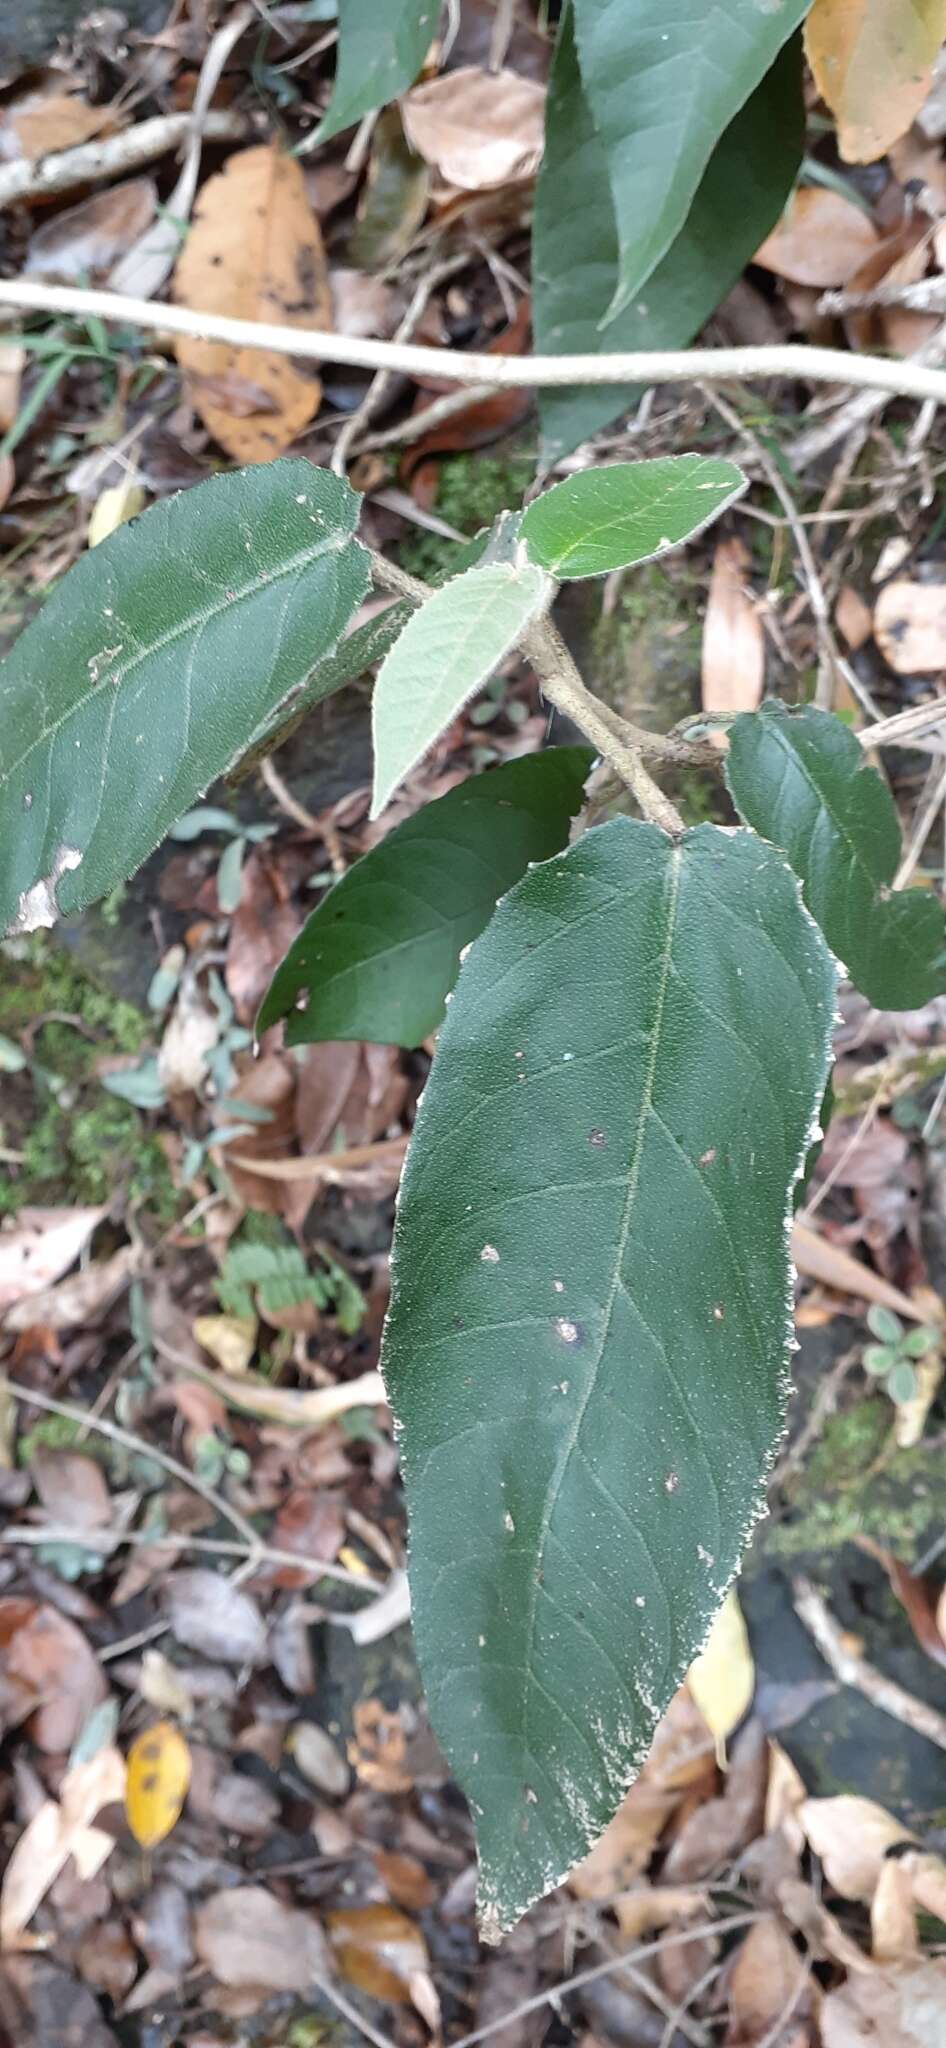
left=331, top=252, right=470, bottom=476
left=786, top=316, right=946, bottom=470
left=359, top=380, right=502, bottom=454
left=0, top=112, right=248, bottom=209
left=0, top=1522, right=382, bottom=1593
left=0, top=1374, right=373, bottom=1594
left=792, top=1575, right=946, bottom=1751
left=5, top=278, right=946, bottom=406
left=521, top=614, right=685, bottom=833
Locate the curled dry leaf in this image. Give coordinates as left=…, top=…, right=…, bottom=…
left=25, top=179, right=156, bottom=282
left=872, top=1855, right=920, bottom=1963
left=0, top=1205, right=105, bottom=1313
left=8, top=93, right=119, bottom=159
left=0, top=1745, right=125, bottom=1949
left=173, top=144, right=328, bottom=463
left=194, top=1885, right=328, bottom=1992
left=287, top=1720, right=349, bottom=1798
left=874, top=579, right=946, bottom=674
left=701, top=537, right=765, bottom=724
left=2, top=1243, right=139, bottom=1334
left=401, top=66, right=546, bottom=190
left=754, top=185, right=879, bottom=287
left=192, top=1313, right=257, bottom=1377
left=799, top=1794, right=914, bottom=1900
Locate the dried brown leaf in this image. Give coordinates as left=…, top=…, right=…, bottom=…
left=836, top=584, right=874, bottom=651
left=754, top=186, right=879, bottom=287
left=402, top=66, right=545, bottom=190
left=173, top=144, right=327, bottom=462
left=225, top=849, right=301, bottom=1025
left=3, top=1243, right=138, bottom=1334
left=872, top=1856, right=920, bottom=1962
left=701, top=538, right=764, bottom=721
left=874, top=579, right=946, bottom=674
left=0, top=1598, right=108, bottom=1753
left=30, top=1449, right=111, bottom=1534
left=26, top=179, right=155, bottom=282
left=726, top=1913, right=809, bottom=2041
left=10, top=94, right=119, bottom=159
left=821, top=1959, right=946, bottom=2046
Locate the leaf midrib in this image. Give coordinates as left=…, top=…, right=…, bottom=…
left=518, top=840, right=683, bottom=1772
left=2, top=530, right=348, bottom=796
left=763, top=716, right=884, bottom=893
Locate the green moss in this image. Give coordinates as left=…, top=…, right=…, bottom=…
left=17, top=1414, right=87, bottom=1465
left=0, top=934, right=177, bottom=1224
left=396, top=450, right=533, bottom=582
left=768, top=1397, right=946, bottom=1563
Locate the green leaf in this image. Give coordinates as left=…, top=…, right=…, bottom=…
left=382, top=818, right=835, bottom=1934
left=887, top=1360, right=917, bottom=1406
left=534, top=13, right=804, bottom=463
left=726, top=703, right=946, bottom=1010
left=571, top=0, right=809, bottom=323
left=520, top=457, right=746, bottom=580
left=867, top=1304, right=903, bottom=1347
left=864, top=1344, right=896, bottom=1376
left=902, top=1326, right=939, bottom=1358
left=314, top=0, right=437, bottom=144
left=370, top=562, right=551, bottom=819
left=0, top=461, right=370, bottom=937
left=259, top=747, right=594, bottom=1049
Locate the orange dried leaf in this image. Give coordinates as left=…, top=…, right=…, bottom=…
left=125, top=1721, right=191, bottom=1850
left=327, top=1904, right=428, bottom=2003
left=805, top=0, right=946, bottom=164
left=173, top=144, right=328, bottom=463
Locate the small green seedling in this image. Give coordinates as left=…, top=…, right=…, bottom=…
left=863, top=1305, right=940, bottom=1407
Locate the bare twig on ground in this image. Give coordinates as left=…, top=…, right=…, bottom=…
left=0, top=1522, right=383, bottom=1593
left=0, top=112, right=248, bottom=209
left=359, top=380, right=502, bottom=453
left=5, top=279, right=946, bottom=407
left=705, top=386, right=882, bottom=718
left=331, top=251, right=470, bottom=476
left=895, top=758, right=946, bottom=887
left=260, top=755, right=321, bottom=833
left=793, top=1575, right=946, bottom=1751
left=0, top=1375, right=376, bottom=1593
left=110, top=4, right=254, bottom=298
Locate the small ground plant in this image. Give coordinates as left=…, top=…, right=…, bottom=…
left=2, top=451, right=945, bottom=1935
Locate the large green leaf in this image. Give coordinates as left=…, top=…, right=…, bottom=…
left=534, top=13, right=804, bottom=463
left=726, top=702, right=946, bottom=1010
left=258, top=747, right=593, bottom=1049
left=521, top=457, right=746, bottom=580
left=314, top=0, right=437, bottom=144
left=370, top=562, right=551, bottom=819
left=571, top=0, right=809, bottom=322
left=0, top=463, right=369, bottom=936
left=382, top=818, right=835, bottom=1934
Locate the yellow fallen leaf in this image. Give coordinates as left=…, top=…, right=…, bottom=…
left=805, top=0, right=946, bottom=164
left=88, top=480, right=146, bottom=548
left=687, top=1588, right=754, bottom=1762
left=125, top=1721, right=191, bottom=1850
left=193, top=1312, right=257, bottom=1378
